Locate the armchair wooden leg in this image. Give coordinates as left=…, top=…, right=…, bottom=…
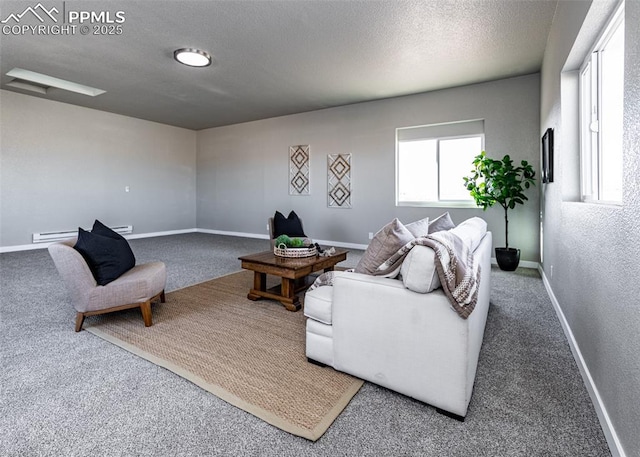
left=160, top=290, right=166, bottom=303
left=75, top=312, right=85, bottom=332
left=140, top=301, right=153, bottom=327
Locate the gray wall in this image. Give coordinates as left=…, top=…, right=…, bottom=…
left=540, top=1, right=640, bottom=455
left=0, top=90, right=197, bottom=247
left=197, top=74, right=541, bottom=262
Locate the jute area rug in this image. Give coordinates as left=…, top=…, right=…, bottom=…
left=85, top=270, right=363, bottom=441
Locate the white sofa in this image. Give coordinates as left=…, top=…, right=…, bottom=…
left=304, top=221, right=492, bottom=419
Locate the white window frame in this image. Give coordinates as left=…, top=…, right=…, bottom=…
left=396, top=120, right=484, bottom=208
left=579, top=1, right=624, bottom=204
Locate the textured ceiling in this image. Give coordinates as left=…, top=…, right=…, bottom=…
left=0, top=0, right=558, bottom=130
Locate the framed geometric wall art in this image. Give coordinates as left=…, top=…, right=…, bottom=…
left=289, top=145, right=310, bottom=195
left=327, top=153, right=352, bottom=208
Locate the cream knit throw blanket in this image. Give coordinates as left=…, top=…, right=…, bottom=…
left=414, top=231, right=480, bottom=318
left=309, top=231, right=481, bottom=319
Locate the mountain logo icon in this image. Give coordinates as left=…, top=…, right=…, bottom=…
left=1, top=3, right=59, bottom=23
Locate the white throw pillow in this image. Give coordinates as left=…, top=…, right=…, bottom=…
left=400, top=245, right=441, bottom=293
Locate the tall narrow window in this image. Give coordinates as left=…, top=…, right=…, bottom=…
left=396, top=120, right=484, bottom=206
left=580, top=1, right=624, bottom=203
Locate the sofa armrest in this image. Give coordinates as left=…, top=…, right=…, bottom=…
left=334, top=271, right=406, bottom=289
left=331, top=273, right=470, bottom=351
left=331, top=272, right=473, bottom=408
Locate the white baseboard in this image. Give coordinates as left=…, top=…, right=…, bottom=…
left=1, top=229, right=541, bottom=259
left=1, top=228, right=366, bottom=253
left=312, top=239, right=368, bottom=250
left=195, top=228, right=270, bottom=240
left=125, top=228, right=197, bottom=240
left=196, top=229, right=369, bottom=250
left=539, top=266, right=626, bottom=457
left=198, top=234, right=548, bottom=258
left=0, top=243, right=46, bottom=253
left=0, top=228, right=198, bottom=253
left=490, top=258, right=539, bottom=269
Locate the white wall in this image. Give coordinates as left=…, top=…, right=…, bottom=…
left=197, top=74, right=541, bottom=261
left=1, top=75, right=541, bottom=259
left=0, top=90, right=197, bottom=247
left=540, top=1, right=640, bottom=455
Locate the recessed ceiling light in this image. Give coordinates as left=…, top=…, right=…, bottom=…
left=174, top=48, right=212, bottom=67
left=6, top=68, right=105, bottom=96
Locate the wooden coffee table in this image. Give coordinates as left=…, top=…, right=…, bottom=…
left=239, top=249, right=348, bottom=311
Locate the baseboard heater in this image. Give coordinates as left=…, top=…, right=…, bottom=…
left=32, top=225, right=133, bottom=243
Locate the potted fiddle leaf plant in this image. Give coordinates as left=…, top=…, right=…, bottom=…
left=463, top=151, right=536, bottom=271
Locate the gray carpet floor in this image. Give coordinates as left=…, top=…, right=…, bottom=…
left=0, top=233, right=610, bottom=456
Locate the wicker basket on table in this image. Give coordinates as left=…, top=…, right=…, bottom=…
left=274, top=243, right=317, bottom=258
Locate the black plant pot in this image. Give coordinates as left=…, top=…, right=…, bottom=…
left=495, top=247, right=520, bottom=271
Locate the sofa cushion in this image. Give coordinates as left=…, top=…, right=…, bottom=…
left=74, top=227, right=136, bottom=286
left=428, top=212, right=456, bottom=234
left=304, top=285, right=334, bottom=324
left=400, top=217, right=486, bottom=294
left=355, top=218, right=415, bottom=276
left=87, top=261, right=166, bottom=312
left=400, top=245, right=441, bottom=293
left=273, top=210, right=306, bottom=238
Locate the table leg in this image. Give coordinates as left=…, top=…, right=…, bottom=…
left=248, top=272, right=266, bottom=300
left=280, top=278, right=301, bottom=312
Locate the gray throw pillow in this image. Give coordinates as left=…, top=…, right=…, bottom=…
left=405, top=217, right=430, bottom=238
left=428, top=212, right=455, bottom=233
left=355, top=218, right=415, bottom=275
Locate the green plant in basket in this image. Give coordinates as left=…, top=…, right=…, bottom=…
left=274, top=235, right=308, bottom=248
left=274, top=234, right=292, bottom=247
left=289, top=238, right=304, bottom=248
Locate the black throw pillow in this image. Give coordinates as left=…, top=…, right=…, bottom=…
left=91, top=219, right=136, bottom=273
left=92, top=219, right=127, bottom=240
left=74, top=225, right=136, bottom=286
left=273, top=210, right=306, bottom=238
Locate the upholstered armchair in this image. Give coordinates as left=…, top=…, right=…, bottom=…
left=48, top=239, right=167, bottom=332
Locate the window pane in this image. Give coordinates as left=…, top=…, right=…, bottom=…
left=580, top=61, right=595, bottom=198
left=439, top=137, right=481, bottom=200
left=398, top=140, right=437, bottom=202
left=579, top=2, right=624, bottom=204
left=599, top=19, right=624, bottom=202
